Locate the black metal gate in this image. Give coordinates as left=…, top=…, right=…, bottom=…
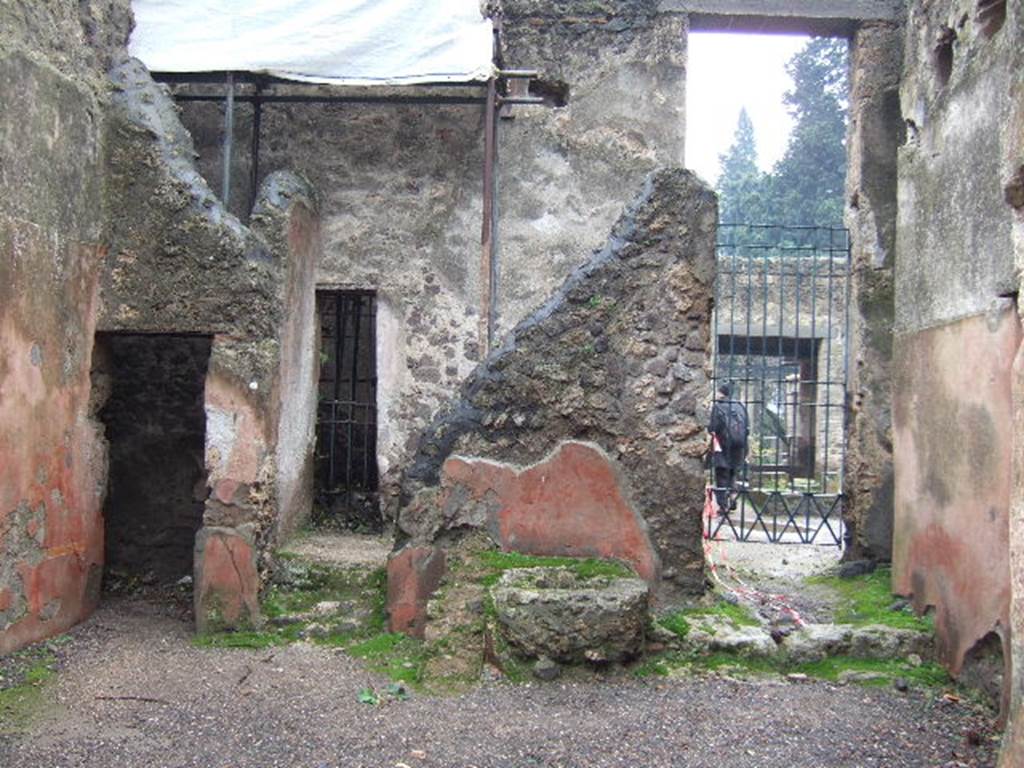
left=315, top=290, right=380, bottom=529
left=707, top=224, right=849, bottom=546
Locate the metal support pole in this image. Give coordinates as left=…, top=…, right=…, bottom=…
left=221, top=72, right=235, bottom=207
left=479, top=76, right=497, bottom=354
left=249, top=84, right=262, bottom=213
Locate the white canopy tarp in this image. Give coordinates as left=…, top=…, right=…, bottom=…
left=128, top=0, right=495, bottom=85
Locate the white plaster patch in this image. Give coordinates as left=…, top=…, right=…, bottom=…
left=205, top=405, right=237, bottom=478
left=375, top=294, right=404, bottom=479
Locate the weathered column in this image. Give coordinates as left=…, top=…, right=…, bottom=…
left=842, top=20, right=903, bottom=562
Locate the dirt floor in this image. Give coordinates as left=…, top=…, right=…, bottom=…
left=0, top=592, right=999, bottom=768
left=707, top=539, right=843, bottom=623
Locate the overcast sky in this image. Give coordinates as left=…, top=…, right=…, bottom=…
left=685, top=32, right=810, bottom=187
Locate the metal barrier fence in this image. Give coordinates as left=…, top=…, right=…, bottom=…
left=707, top=224, right=850, bottom=546
left=314, top=291, right=380, bottom=529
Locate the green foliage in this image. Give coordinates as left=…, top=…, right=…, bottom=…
left=807, top=567, right=934, bottom=632
left=357, top=687, right=379, bottom=705
left=768, top=37, right=848, bottom=225
left=716, top=37, right=848, bottom=228
left=716, top=108, right=769, bottom=224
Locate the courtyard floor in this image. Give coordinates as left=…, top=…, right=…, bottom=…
left=0, top=589, right=999, bottom=768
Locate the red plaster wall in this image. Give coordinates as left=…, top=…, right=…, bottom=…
left=0, top=236, right=106, bottom=655
left=195, top=360, right=273, bottom=631
left=893, top=308, right=1020, bottom=687
left=442, top=441, right=660, bottom=582
left=386, top=546, right=447, bottom=637
left=193, top=528, right=261, bottom=629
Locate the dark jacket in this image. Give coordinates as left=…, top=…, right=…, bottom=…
left=709, top=399, right=749, bottom=469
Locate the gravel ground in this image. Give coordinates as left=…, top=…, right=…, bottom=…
left=0, top=597, right=998, bottom=768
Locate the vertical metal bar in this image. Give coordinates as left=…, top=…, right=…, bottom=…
left=221, top=72, right=235, bottom=206
left=822, top=228, right=837, bottom=494
left=840, top=228, right=852, bottom=512
left=249, top=86, right=262, bottom=213
left=333, top=294, right=345, bottom=402
left=480, top=77, right=498, bottom=354
left=761, top=229, right=770, bottom=495
left=327, top=401, right=337, bottom=491
left=794, top=233, right=804, bottom=491
left=350, top=294, right=362, bottom=404
left=368, top=296, right=378, bottom=492
left=348, top=295, right=362, bottom=502
left=809, top=230, right=819, bottom=496
left=775, top=231, right=786, bottom=494
left=745, top=231, right=756, bottom=488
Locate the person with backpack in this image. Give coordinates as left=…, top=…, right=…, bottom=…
left=708, top=382, right=749, bottom=513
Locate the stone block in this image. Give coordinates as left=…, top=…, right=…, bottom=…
left=386, top=545, right=447, bottom=638
left=491, top=567, right=649, bottom=663
left=194, top=526, right=261, bottom=633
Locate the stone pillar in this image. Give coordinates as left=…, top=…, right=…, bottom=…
left=842, top=20, right=903, bottom=562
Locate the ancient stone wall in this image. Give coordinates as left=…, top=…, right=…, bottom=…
left=890, top=1, right=1022, bottom=757
left=172, top=1, right=688, bottom=524
left=389, top=169, right=716, bottom=635
left=0, top=0, right=132, bottom=655
left=102, top=60, right=322, bottom=631
left=842, top=21, right=902, bottom=560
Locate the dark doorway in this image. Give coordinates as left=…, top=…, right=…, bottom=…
left=94, top=333, right=212, bottom=588
left=314, top=290, right=379, bottom=530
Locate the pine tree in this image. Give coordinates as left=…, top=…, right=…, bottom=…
left=766, top=37, right=849, bottom=225
left=716, top=107, right=768, bottom=224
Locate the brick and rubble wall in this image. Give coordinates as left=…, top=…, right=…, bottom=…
left=0, top=0, right=132, bottom=655
left=101, top=60, right=322, bottom=632
left=888, top=2, right=1023, bottom=759
left=172, top=1, right=688, bottom=525
left=389, top=168, right=716, bottom=636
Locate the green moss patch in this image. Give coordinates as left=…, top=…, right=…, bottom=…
left=682, top=599, right=760, bottom=628
left=807, top=567, right=933, bottom=631
left=475, top=551, right=635, bottom=587
left=656, top=612, right=692, bottom=639
left=633, top=647, right=950, bottom=691
left=0, top=644, right=59, bottom=734
left=655, top=598, right=759, bottom=634
left=348, top=633, right=429, bottom=686
left=793, top=656, right=949, bottom=688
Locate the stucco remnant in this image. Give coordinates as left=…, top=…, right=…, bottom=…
left=892, top=4, right=1024, bottom=761
left=0, top=0, right=132, bottom=655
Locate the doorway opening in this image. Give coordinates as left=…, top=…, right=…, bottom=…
left=93, top=333, right=212, bottom=598
left=314, top=290, right=380, bottom=531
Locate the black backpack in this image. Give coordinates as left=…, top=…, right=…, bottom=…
left=723, top=400, right=749, bottom=451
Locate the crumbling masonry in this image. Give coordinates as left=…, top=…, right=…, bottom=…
left=3, top=1, right=1024, bottom=765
